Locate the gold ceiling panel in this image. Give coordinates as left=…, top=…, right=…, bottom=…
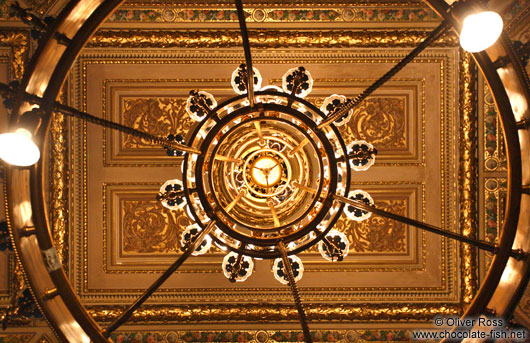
left=103, top=183, right=424, bottom=274
left=65, top=43, right=459, bottom=313
left=300, top=78, right=424, bottom=165
left=103, top=80, right=234, bottom=166
left=105, top=78, right=423, bottom=166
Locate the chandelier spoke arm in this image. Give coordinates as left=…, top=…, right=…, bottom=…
left=318, top=20, right=451, bottom=129
left=214, top=154, right=244, bottom=164
left=254, top=121, right=266, bottom=146
left=278, top=241, right=312, bottom=343
left=102, top=221, right=216, bottom=337
left=225, top=188, right=246, bottom=213
left=268, top=199, right=280, bottom=227
left=54, top=102, right=201, bottom=154
left=0, top=82, right=201, bottom=155
left=235, top=0, right=255, bottom=107
left=331, top=194, right=501, bottom=254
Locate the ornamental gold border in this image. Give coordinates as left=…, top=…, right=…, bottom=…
left=0, top=32, right=29, bottom=302
left=0, top=30, right=28, bottom=80
left=50, top=91, right=69, bottom=272
left=458, top=51, right=478, bottom=305
left=86, top=302, right=460, bottom=323
left=106, top=4, right=439, bottom=24
left=88, top=29, right=458, bottom=49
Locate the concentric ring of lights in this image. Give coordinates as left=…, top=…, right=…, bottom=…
left=206, top=114, right=327, bottom=232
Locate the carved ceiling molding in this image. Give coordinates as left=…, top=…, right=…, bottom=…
left=88, top=29, right=459, bottom=49
left=87, top=302, right=461, bottom=323
left=0, top=30, right=28, bottom=79
left=458, top=51, right=478, bottom=305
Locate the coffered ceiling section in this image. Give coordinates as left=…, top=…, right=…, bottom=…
left=62, top=34, right=462, bottom=321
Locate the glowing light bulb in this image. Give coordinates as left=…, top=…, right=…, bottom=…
left=459, top=11, right=503, bottom=53
left=0, top=128, right=40, bottom=166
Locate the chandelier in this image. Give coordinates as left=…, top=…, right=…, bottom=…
left=0, top=0, right=529, bottom=342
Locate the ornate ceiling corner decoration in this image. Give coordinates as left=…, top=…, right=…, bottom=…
left=0, top=30, right=28, bottom=79
left=458, top=51, right=478, bottom=305
left=0, top=332, right=35, bottom=342
left=21, top=0, right=58, bottom=16
left=0, top=262, right=41, bottom=328
left=88, top=29, right=459, bottom=49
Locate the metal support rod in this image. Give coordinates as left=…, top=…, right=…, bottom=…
left=0, top=82, right=201, bottom=155
left=288, top=138, right=309, bottom=157
left=103, top=221, right=216, bottom=337
left=318, top=20, right=450, bottom=129
left=292, top=181, right=317, bottom=194
left=226, top=189, right=246, bottom=213
left=235, top=0, right=255, bottom=108
left=254, top=121, right=266, bottom=146
left=278, top=241, right=312, bottom=343
left=214, top=154, right=244, bottom=164
left=268, top=200, right=280, bottom=227
left=332, top=194, right=500, bottom=254
left=515, top=118, right=530, bottom=130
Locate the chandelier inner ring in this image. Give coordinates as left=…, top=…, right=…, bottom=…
left=184, top=93, right=350, bottom=258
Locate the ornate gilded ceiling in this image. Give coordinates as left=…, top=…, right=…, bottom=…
left=0, top=0, right=529, bottom=342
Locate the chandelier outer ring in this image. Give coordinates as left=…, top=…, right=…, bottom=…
left=2, top=0, right=529, bottom=341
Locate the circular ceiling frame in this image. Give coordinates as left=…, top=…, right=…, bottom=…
left=3, top=0, right=530, bottom=342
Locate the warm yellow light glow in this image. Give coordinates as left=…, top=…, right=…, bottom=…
left=459, top=11, right=503, bottom=53
left=0, top=128, right=40, bottom=166
left=251, top=156, right=281, bottom=187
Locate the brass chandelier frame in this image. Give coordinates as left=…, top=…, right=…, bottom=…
left=1, top=0, right=530, bottom=342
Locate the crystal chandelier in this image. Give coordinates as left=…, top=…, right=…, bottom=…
left=158, top=62, right=378, bottom=284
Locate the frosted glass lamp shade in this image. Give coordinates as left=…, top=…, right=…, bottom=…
left=459, top=11, right=503, bottom=53
left=0, top=128, right=40, bottom=166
